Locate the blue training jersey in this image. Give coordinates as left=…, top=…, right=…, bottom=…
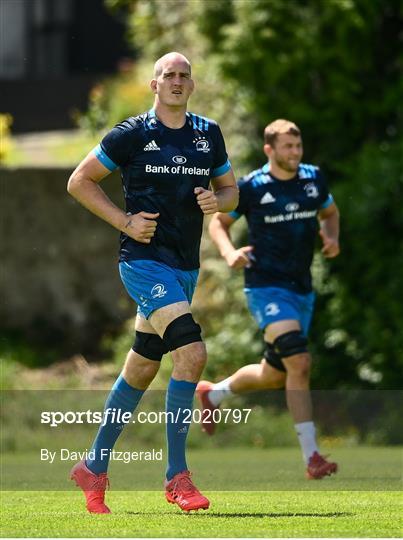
left=94, top=108, right=231, bottom=270
left=230, top=162, right=334, bottom=293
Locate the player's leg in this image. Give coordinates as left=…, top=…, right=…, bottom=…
left=150, top=300, right=210, bottom=511
left=197, top=286, right=290, bottom=433
left=197, top=360, right=285, bottom=434
left=232, top=360, right=286, bottom=390
left=266, top=311, right=337, bottom=478
left=265, top=318, right=314, bottom=426
left=208, top=358, right=285, bottom=401
left=120, top=262, right=208, bottom=511
left=86, top=315, right=163, bottom=470
left=71, top=262, right=167, bottom=513
left=70, top=316, right=164, bottom=513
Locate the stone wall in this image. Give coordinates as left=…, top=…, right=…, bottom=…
left=0, top=167, right=133, bottom=354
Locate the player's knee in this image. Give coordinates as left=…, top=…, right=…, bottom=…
left=300, top=354, right=311, bottom=378
left=163, top=313, right=202, bottom=351
left=263, top=342, right=286, bottom=372
left=122, top=363, right=159, bottom=388
left=172, top=340, right=207, bottom=379
left=123, top=349, right=160, bottom=388
left=273, top=330, right=308, bottom=359
left=188, top=340, right=207, bottom=370
left=285, top=353, right=311, bottom=379
left=271, top=331, right=310, bottom=378
left=132, top=331, right=169, bottom=361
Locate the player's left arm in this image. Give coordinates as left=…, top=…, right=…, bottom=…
left=318, top=202, right=340, bottom=258
left=195, top=169, right=238, bottom=215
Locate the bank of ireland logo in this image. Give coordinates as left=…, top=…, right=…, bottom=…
left=151, top=283, right=167, bottom=299
left=304, top=183, right=319, bottom=198
left=265, top=303, right=280, bottom=316
left=193, top=136, right=210, bottom=153
left=172, top=155, right=187, bottom=164
left=286, top=202, right=299, bottom=212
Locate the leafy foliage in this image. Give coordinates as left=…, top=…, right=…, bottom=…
left=311, top=140, right=403, bottom=389
left=196, top=0, right=403, bottom=167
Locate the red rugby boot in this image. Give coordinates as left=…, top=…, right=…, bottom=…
left=306, top=452, right=338, bottom=479
left=165, top=471, right=210, bottom=512
left=70, top=460, right=111, bottom=514
left=196, top=380, right=219, bottom=435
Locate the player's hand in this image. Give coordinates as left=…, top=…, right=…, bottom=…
left=224, top=246, right=254, bottom=269
left=319, top=230, right=340, bottom=258
left=123, top=211, right=159, bottom=244
left=194, top=187, right=219, bottom=215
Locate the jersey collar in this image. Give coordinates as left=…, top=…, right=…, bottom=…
left=264, top=162, right=299, bottom=182
left=146, top=107, right=192, bottom=131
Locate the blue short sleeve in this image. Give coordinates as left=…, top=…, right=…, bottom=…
left=210, top=123, right=231, bottom=177
left=314, top=167, right=334, bottom=208
left=94, top=119, right=139, bottom=170
left=228, top=210, right=241, bottom=220
left=93, top=144, right=118, bottom=171
left=320, top=193, right=334, bottom=209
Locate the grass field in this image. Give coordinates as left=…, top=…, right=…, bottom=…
left=1, top=490, right=402, bottom=538
left=1, top=447, right=402, bottom=537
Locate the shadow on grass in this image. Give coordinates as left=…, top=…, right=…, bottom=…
left=125, top=511, right=353, bottom=518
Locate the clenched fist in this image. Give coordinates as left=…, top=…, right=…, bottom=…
left=319, top=230, right=340, bottom=258
left=194, top=187, right=219, bottom=215
left=123, top=211, right=159, bottom=244
left=224, top=246, right=254, bottom=269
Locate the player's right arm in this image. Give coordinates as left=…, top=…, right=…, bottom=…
left=67, top=127, right=159, bottom=244
left=208, top=212, right=253, bottom=269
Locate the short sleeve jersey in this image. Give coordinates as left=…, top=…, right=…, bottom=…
left=94, top=108, right=231, bottom=270
left=230, top=162, right=334, bottom=293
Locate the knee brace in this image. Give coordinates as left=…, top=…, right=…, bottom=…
left=273, top=330, right=308, bottom=359
left=163, top=313, right=202, bottom=351
left=132, top=331, right=169, bottom=361
left=263, top=342, right=286, bottom=372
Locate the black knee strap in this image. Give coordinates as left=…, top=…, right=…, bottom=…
left=263, top=342, right=286, bottom=372
left=273, top=330, right=308, bottom=358
left=163, top=313, right=202, bottom=351
left=132, top=331, right=169, bottom=361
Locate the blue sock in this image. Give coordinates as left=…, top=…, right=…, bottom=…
left=165, top=377, right=196, bottom=480
left=86, top=374, right=144, bottom=474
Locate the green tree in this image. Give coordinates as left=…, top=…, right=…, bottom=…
left=196, top=0, right=403, bottom=167
left=311, top=139, right=403, bottom=389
